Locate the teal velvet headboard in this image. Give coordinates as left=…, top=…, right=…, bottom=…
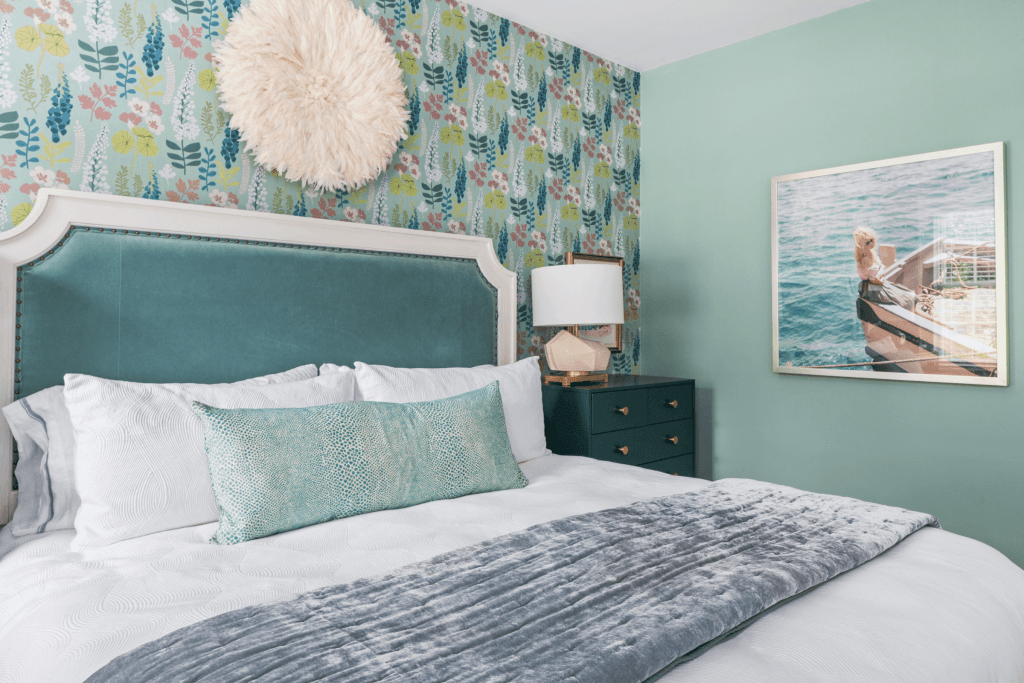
left=16, top=227, right=499, bottom=395
left=0, top=189, right=517, bottom=524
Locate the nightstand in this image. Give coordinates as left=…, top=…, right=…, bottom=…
left=541, top=375, right=696, bottom=476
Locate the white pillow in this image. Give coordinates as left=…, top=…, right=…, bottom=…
left=2, top=386, right=77, bottom=537
left=1, top=364, right=318, bottom=539
left=327, top=358, right=549, bottom=463
left=64, top=366, right=354, bottom=548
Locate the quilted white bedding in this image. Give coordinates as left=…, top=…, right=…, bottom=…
left=1, top=455, right=1022, bottom=683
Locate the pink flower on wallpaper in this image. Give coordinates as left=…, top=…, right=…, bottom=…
left=23, top=7, right=50, bottom=24
left=582, top=136, right=596, bottom=158
left=78, top=84, right=117, bottom=122
left=511, top=223, right=529, bottom=247
left=342, top=207, right=366, bottom=222
left=547, top=177, right=564, bottom=201
left=167, top=179, right=200, bottom=203
left=310, top=197, right=338, bottom=219
left=548, top=77, right=564, bottom=101
left=29, top=166, right=54, bottom=186
left=468, top=161, right=488, bottom=187
left=20, top=183, right=40, bottom=201
left=581, top=233, right=597, bottom=254
left=421, top=212, right=443, bottom=232
left=444, top=104, right=466, bottom=127
left=470, top=49, right=489, bottom=75
left=0, top=154, right=16, bottom=193
left=394, top=152, right=420, bottom=175
left=487, top=170, right=508, bottom=194
left=169, top=25, right=203, bottom=60
left=528, top=230, right=546, bottom=251
left=395, top=28, right=421, bottom=52
left=511, top=116, right=527, bottom=141
left=144, top=113, right=165, bottom=135
left=128, top=97, right=149, bottom=118
left=422, top=93, right=443, bottom=120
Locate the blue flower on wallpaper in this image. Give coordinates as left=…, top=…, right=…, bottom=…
left=0, top=0, right=643, bottom=370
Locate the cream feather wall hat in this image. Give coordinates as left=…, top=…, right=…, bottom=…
left=215, top=0, right=410, bottom=192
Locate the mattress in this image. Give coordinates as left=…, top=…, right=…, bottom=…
left=1, top=455, right=1022, bottom=683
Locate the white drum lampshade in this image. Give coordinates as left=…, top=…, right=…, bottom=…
left=531, top=264, right=624, bottom=373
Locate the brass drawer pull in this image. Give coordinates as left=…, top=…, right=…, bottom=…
left=666, top=400, right=678, bottom=409
left=615, top=446, right=629, bottom=456
left=666, top=436, right=679, bottom=445
left=615, top=406, right=629, bottom=416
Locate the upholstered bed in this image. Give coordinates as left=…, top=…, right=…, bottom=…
left=1, top=190, right=1022, bottom=682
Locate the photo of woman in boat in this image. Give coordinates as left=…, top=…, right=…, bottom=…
left=772, top=144, right=1005, bottom=384
left=853, top=226, right=917, bottom=311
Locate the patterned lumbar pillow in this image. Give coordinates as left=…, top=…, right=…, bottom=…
left=193, top=381, right=528, bottom=545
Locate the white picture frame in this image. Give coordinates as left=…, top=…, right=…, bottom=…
left=771, top=142, right=1008, bottom=386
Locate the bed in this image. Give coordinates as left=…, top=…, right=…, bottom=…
left=1, top=190, right=1022, bottom=683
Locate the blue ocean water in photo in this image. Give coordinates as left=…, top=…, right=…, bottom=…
left=776, top=151, right=996, bottom=369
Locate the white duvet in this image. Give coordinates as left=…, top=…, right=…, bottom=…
left=1, top=455, right=1022, bottom=683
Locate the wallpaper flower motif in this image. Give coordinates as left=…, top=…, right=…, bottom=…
left=0, top=0, right=642, bottom=372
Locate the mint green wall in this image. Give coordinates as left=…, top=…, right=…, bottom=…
left=641, top=0, right=1024, bottom=566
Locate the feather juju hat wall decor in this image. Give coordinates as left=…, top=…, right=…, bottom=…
left=215, top=0, right=410, bottom=192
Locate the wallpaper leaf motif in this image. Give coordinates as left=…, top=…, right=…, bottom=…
left=0, top=0, right=641, bottom=371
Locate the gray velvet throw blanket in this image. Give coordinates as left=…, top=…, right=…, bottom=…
left=87, top=479, right=937, bottom=683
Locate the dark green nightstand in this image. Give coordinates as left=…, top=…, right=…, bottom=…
left=541, top=375, right=696, bottom=476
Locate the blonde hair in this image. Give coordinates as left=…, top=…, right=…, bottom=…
left=853, top=226, right=879, bottom=269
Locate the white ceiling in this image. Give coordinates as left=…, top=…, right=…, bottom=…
left=467, top=0, right=869, bottom=72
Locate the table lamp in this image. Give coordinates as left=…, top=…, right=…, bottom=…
left=531, top=263, right=625, bottom=386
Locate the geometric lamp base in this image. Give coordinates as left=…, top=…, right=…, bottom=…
left=543, top=329, right=611, bottom=372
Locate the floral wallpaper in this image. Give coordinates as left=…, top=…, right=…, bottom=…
left=0, top=0, right=642, bottom=372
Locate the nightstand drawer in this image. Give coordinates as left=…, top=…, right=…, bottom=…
left=644, top=454, right=696, bottom=477
left=591, top=389, right=648, bottom=433
left=591, top=419, right=693, bottom=466
left=647, top=384, right=694, bottom=425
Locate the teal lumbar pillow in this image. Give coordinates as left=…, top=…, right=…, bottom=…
left=193, top=381, right=528, bottom=545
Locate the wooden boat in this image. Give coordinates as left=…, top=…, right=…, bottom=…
left=856, top=238, right=998, bottom=378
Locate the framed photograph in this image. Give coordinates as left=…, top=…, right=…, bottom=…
left=772, top=142, right=1007, bottom=386
left=566, top=251, right=624, bottom=353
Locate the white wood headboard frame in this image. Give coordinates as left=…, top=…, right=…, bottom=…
left=0, top=188, right=517, bottom=526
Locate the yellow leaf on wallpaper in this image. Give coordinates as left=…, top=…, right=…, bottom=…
left=38, top=24, right=70, bottom=58
left=11, top=202, right=34, bottom=227
left=136, top=134, right=159, bottom=157
left=112, top=129, right=136, bottom=154
left=131, top=126, right=154, bottom=139
left=15, top=25, right=41, bottom=52
left=198, top=69, right=217, bottom=92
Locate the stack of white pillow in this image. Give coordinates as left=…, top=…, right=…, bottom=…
left=2, top=358, right=549, bottom=549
